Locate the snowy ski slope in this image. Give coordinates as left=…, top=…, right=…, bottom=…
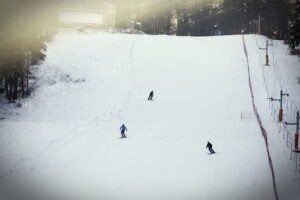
left=0, top=31, right=299, bottom=200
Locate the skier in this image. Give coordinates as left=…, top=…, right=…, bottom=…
left=120, top=124, right=128, bottom=138
left=148, top=90, right=154, bottom=100
left=206, top=141, right=215, bottom=154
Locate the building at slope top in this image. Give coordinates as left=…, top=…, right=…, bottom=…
left=58, top=3, right=116, bottom=28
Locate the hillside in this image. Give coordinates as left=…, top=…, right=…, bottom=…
left=0, top=31, right=299, bottom=200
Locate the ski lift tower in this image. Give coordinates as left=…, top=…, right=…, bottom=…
left=251, top=14, right=264, bottom=35
left=268, top=90, right=289, bottom=122
left=259, top=40, right=273, bottom=66
left=285, top=111, right=300, bottom=172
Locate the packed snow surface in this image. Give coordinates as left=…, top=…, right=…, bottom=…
left=0, top=31, right=299, bottom=200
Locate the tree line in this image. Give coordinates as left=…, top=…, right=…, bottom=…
left=0, top=0, right=57, bottom=102
left=116, top=0, right=300, bottom=49
left=0, top=0, right=299, bottom=102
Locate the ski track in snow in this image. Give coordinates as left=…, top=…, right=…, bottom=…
left=0, top=35, right=141, bottom=181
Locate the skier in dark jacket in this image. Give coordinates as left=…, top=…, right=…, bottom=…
left=120, top=124, right=128, bottom=138
left=148, top=90, right=154, bottom=100
left=206, top=141, right=215, bottom=154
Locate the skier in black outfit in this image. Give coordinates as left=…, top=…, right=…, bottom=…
left=206, top=141, right=215, bottom=154
left=148, top=90, right=154, bottom=100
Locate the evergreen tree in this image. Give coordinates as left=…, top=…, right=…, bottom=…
left=289, top=0, right=300, bottom=49
left=0, top=0, right=56, bottom=101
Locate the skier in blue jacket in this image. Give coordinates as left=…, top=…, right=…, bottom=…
left=120, top=124, right=128, bottom=138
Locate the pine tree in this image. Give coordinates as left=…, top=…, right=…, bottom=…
left=0, top=0, right=55, bottom=101
left=289, top=0, right=300, bottom=49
